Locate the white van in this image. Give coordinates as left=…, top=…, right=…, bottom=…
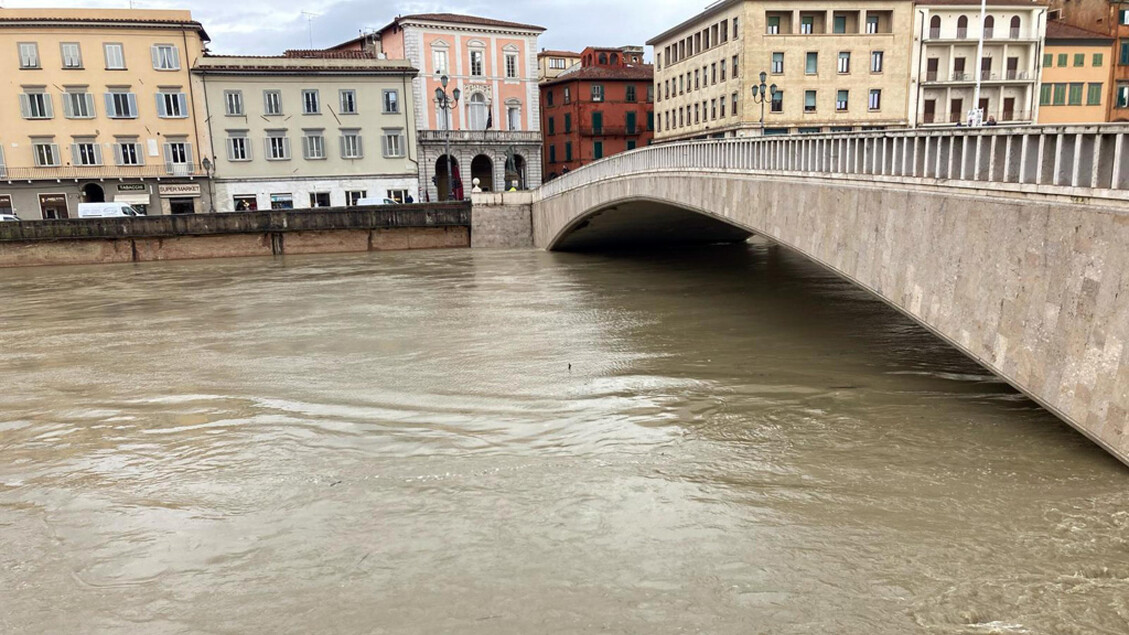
left=355, top=197, right=399, bottom=206
left=77, top=202, right=143, bottom=218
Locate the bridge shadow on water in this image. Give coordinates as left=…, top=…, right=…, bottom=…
left=551, top=200, right=752, bottom=251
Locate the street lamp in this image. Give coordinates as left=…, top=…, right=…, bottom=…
left=201, top=156, right=216, bottom=213
left=434, top=75, right=461, bottom=200
left=750, top=71, right=779, bottom=135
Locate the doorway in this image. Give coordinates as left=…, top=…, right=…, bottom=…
left=169, top=198, right=196, bottom=215
left=950, top=98, right=964, bottom=123
left=435, top=155, right=461, bottom=201
left=82, top=183, right=105, bottom=203
left=923, top=99, right=936, bottom=124
left=39, top=193, right=69, bottom=219
left=471, top=154, right=494, bottom=192
left=1002, top=97, right=1016, bottom=121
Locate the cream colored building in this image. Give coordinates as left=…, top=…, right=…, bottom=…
left=648, top=0, right=915, bottom=140
left=0, top=8, right=212, bottom=219
left=194, top=54, right=419, bottom=211
left=538, top=49, right=581, bottom=81
left=908, top=0, right=1048, bottom=126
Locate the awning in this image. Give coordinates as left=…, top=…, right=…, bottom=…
left=115, top=194, right=151, bottom=205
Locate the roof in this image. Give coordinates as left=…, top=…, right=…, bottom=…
left=1045, top=20, right=1114, bottom=42
left=194, top=54, right=416, bottom=75
left=0, top=8, right=210, bottom=41
left=915, top=0, right=1048, bottom=5
left=540, top=64, right=654, bottom=88
left=648, top=0, right=740, bottom=45
left=381, top=13, right=545, bottom=34
left=539, top=49, right=582, bottom=58
left=283, top=49, right=377, bottom=59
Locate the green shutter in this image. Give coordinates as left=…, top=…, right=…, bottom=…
left=1074, top=53, right=1085, bottom=67
left=593, top=142, right=603, bottom=159
left=1052, top=83, right=1067, bottom=105
left=1042, top=53, right=1052, bottom=67
left=1087, top=83, right=1103, bottom=106
left=1057, top=53, right=1068, bottom=67
left=1040, top=84, right=1052, bottom=106
left=1093, top=53, right=1103, bottom=67
left=1068, top=83, right=1084, bottom=105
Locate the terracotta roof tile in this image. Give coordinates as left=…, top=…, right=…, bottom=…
left=1045, top=20, right=1114, bottom=41
left=541, top=64, right=654, bottom=87
left=390, top=13, right=544, bottom=32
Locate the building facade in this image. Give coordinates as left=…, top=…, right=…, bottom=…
left=0, top=8, right=213, bottom=219
left=649, top=0, right=915, bottom=140
left=1039, top=21, right=1114, bottom=123
left=1043, top=0, right=1129, bottom=121
left=541, top=46, right=654, bottom=180
left=333, top=13, right=544, bottom=200
left=908, top=0, right=1049, bottom=126
left=194, top=53, right=418, bottom=211
left=538, top=49, right=581, bottom=81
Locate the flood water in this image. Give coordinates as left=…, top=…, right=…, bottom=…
left=1, top=242, right=1127, bottom=634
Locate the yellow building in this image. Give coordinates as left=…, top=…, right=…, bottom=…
left=0, top=8, right=212, bottom=219
left=1038, top=20, right=1114, bottom=124
left=648, top=0, right=915, bottom=140
left=538, top=49, right=582, bottom=82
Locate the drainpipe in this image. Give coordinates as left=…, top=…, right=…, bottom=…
left=1030, top=9, right=1046, bottom=124
left=200, top=69, right=218, bottom=212
left=182, top=28, right=209, bottom=212
left=916, top=10, right=926, bottom=128
left=403, top=72, right=419, bottom=200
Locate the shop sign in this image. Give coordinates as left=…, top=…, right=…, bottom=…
left=0, top=195, right=12, bottom=210
left=39, top=194, right=67, bottom=205
left=158, top=183, right=201, bottom=197
left=118, top=184, right=147, bottom=192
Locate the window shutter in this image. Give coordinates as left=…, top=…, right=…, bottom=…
left=356, top=136, right=363, bottom=158
left=127, top=93, right=137, bottom=118
left=178, top=93, right=188, bottom=118
left=85, top=93, right=95, bottom=117
left=301, top=137, right=310, bottom=160
left=135, top=143, right=145, bottom=166
left=63, top=95, right=74, bottom=118
left=94, top=144, right=103, bottom=165
left=151, top=45, right=160, bottom=69
left=282, top=138, right=290, bottom=160
left=114, top=143, right=123, bottom=166
left=171, top=48, right=180, bottom=70
left=340, top=135, right=347, bottom=158
left=71, top=144, right=81, bottom=164
left=184, top=143, right=193, bottom=168
left=50, top=144, right=60, bottom=166
left=163, top=143, right=173, bottom=173
left=156, top=94, right=167, bottom=118
left=43, top=95, right=54, bottom=119
left=19, top=94, right=31, bottom=119
left=104, top=93, right=115, bottom=116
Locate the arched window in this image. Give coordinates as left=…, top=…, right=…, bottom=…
left=930, top=15, right=941, bottom=37
left=610, top=53, right=619, bottom=65
left=984, top=15, right=995, bottom=38
left=957, top=15, right=968, bottom=37
left=468, top=93, right=488, bottom=131
left=598, top=53, right=608, bottom=64
left=505, top=99, right=522, bottom=131
left=1009, top=16, right=1021, bottom=38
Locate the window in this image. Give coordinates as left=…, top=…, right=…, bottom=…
left=710, top=99, right=717, bottom=119
left=302, top=131, right=325, bottom=159
left=1043, top=53, right=1053, bottom=68
left=157, top=91, right=188, bottom=118
left=310, top=192, right=331, bottom=208
left=1118, top=85, right=1129, bottom=108
left=771, top=90, right=783, bottom=113
left=1121, top=40, right=1129, bottom=66
left=265, top=131, right=290, bottom=160
left=626, top=85, right=637, bottom=102
left=838, top=52, right=850, bottom=74
left=1121, top=8, right=1129, bottom=25
left=382, top=89, right=399, bottom=114
left=72, top=139, right=101, bottom=166
left=507, top=105, right=521, bottom=130
left=114, top=139, right=143, bottom=166
left=151, top=44, right=180, bottom=70
left=866, top=15, right=879, bottom=34
left=105, top=90, right=137, bottom=118
left=806, top=52, right=818, bottom=75
left=549, top=57, right=567, bottom=69
left=836, top=90, right=848, bottom=111
left=1068, top=82, right=1084, bottom=106
left=721, top=62, right=726, bottom=81
left=833, top=15, right=847, bottom=34
left=20, top=90, right=53, bottom=119
left=60, top=43, right=82, bottom=68
left=19, top=42, right=40, bottom=69
left=563, top=87, right=571, bottom=103
left=772, top=52, right=784, bottom=74
left=767, top=16, right=780, bottom=35
left=547, top=91, right=554, bottom=107
left=336, top=129, right=361, bottom=158
left=593, top=141, right=603, bottom=159
left=733, top=17, right=739, bottom=39
left=647, top=111, right=654, bottom=131
left=711, top=63, right=717, bottom=85
left=1057, top=53, right=1068, bottom=67
left=871, top=51, right=884, bottom=73
left=387, top=189, right=410, bottom=204
left=270, top=194, right=293, bottom=210
left=340, top=128, right=363, bottom=157
left=505, top=52, right=518, bottom=78
left=732, top=92, right=738, bottom=115
left=33, top=141, right=61, bottom=167
left=720, top=98, right=726, bottom=117
left=63, top=90, right=94, bottom=118
left=163, top=141, right=192, bottom=172
left=1052, top=83, right=1067, bottom=106
left=1073, top=53, right=1085, bottom=67
left=626, top=111, right=637, bottom=134
left=627, top=139, right=636, bottom=151
left=733, top=55, right=739, bottom=78
left=1093, top=53, right=1104, bottom=67
left=224, top=90, right=244, bottom=116
left=548, top=117, right=555, bottom=135
left=869, top=89, right=881, bottom=110
left=957, top=15, right=969, bottom=38
left=104, top=43, right=125, bottom=70
left=801, top=16, right=814, bottom=34
left=591, top=111, right=603, bottom=134
left=468, top=93, right=488, bottom=130
left=470, top=49, right=485, bottom=76
left=302, top=89, right=320, bottom=114
left=227, top=133, right=251, bottom=161
left=264, top=90, right=282, bottom=116
left=565, top=141, right=573, bottom=162
left=647, top=85, right=654, bottom=102
left=1087, top=83, right=1103, bottom=106
left=1040, top=84, right=1052, bottom=106
left=340, top=89, right=357, bottom=114
left=805, top=90, right=817, bottom=112
left=694, top=70, right=700, bottom=90
left=549, top=144, right=556, bottom=163
left=564, top=113, right=572, bottom=132
left=592, top=84, right=604, bottom=101
left=433, top=49, right=449, bottom=74
left=346, top=191, right=367, bottom=206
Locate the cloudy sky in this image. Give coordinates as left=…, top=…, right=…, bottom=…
left=10, top=0, right=703, bottom=56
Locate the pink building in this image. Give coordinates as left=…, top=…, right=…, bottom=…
left=333, top=13, right=544, bottom=200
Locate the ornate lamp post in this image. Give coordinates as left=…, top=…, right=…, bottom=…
left=434, top=75, right=461, bottom=200
left=750, top=71, right=779, bottom=135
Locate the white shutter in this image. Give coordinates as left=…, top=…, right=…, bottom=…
left=50, top=144, right=60, bottom=166
left=301, top=137, right=310, bottom=160
left=164, top=143, right=173, bottom=173
left=19, top=94, right=31, bottom=119
left=381, top=134, right=389, bottom=158
left=62, top=95, right=74, bottom=118
left=184, top=143, right=193, bottom=168
left=177, top=93, right=188, bottom=118
left=264, top=138, right=272, bottom=159
left=93, top=144, right=103, bottom=166
left=170, top=47, right=180, bottom=70
left=43, top=94, right=53, bottom=119
left=71, top=144, right=81, bottom=164
left=127, top=93, right=137, bottom=118
left=135, top=143, right=145, bottom=166
left=356, top=136, right=363, bottom=158
left=104, top=93, right=115, bottom=116
left=156, top=93, right=167, bottom=118
left=113, top=143, right=123, bottom=166
left=151, top=45, right=161, bottom=69
left=227, top=138, right=236, bottom=161
left=282, top=138, right=290, bottom=160
left=340, top=136, right=347, bottom=158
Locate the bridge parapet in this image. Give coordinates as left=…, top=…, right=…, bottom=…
left=540, top=125, right=1129, bottom=206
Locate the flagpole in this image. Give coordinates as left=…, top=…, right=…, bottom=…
left=972, top=0, right=986, bottom=125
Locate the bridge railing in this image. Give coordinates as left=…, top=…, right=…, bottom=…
left=539, top=124, right=1129, bottom=204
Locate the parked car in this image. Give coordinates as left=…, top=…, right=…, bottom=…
left=356, top=197, right=400, bottom=206
left=77, top=202, right=143, bottom=218
left=0, top=213, right=20, bottom=222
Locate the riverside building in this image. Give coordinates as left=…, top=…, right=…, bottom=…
left=194, top=52, right=419, bottom=211
left=648, top=0, right=915, bottom=140
left=0, top=8, right=213, bottom=218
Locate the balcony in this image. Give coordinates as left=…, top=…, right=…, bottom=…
left=580, top=125, right=636, bottom=137
left=921, top=109, right=1032, bottom=124
left=418, top=130, right=542, bottom=144
left=1, top=164, right=205, bottom=182
left=922, top=70, right=1033, bottom=85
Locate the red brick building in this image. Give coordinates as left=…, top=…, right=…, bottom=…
left=540, top=46, right=654, bottom=181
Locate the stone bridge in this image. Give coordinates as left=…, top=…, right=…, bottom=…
left=473, top=124, right=1129, bottom=465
